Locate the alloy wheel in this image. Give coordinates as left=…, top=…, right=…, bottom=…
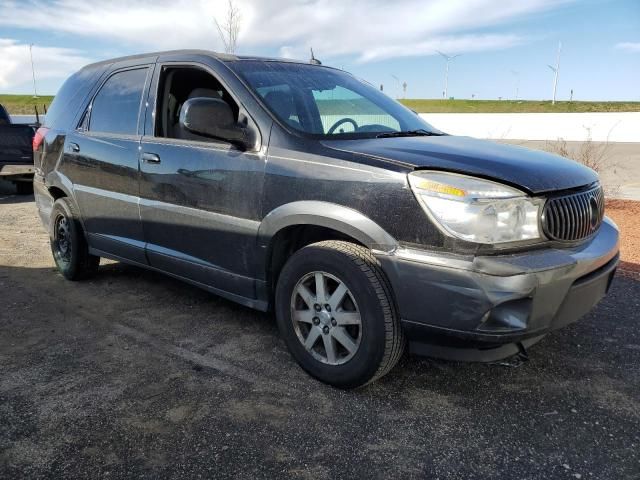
left=290, top=271, right=362, bottom=365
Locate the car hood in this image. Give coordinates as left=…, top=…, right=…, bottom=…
left=321, top=135, right=598, bottom=194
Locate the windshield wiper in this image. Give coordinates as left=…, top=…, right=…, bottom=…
left=376, top=129, right=443, bottom=138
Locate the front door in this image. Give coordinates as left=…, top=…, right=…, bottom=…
left=138, top=64, right=265, bottom=301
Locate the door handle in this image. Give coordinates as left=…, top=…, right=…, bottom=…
left=69, top=142, right=80, bottom=153
left=142, top=152, right=161, bottom=164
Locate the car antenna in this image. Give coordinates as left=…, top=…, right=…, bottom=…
left=309, top=47, right=322, bottom=65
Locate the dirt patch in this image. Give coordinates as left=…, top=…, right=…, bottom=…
left=605, top=199, right=640, bottom=278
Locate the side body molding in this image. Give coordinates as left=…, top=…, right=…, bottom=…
left=257, top=201, right=398, bottom=253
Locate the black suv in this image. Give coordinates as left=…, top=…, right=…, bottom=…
left=34, top=50, right=619, bottom=388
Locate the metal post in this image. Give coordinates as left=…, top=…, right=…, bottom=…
left=29, top=44, right=38, bottom=99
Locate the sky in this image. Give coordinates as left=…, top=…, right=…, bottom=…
left=0, top=0, right=638, bottom=100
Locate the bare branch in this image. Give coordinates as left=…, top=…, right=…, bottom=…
left=543, top=128, right=619, bottom=196
left=214, top=0, right=242, bottom=54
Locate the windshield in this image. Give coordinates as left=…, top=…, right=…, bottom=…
left=230, top=60, right=439, bottom=139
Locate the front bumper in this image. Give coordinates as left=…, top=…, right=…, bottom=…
left=376, top=218, right=620, bottom=362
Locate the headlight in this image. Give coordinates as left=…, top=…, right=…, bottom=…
left=408, top=171, right=543, bottom=244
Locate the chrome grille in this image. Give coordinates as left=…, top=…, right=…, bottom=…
left=542, top=185, right=605, bottom=242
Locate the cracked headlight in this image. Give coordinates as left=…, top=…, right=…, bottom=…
left=408, top=171, right=543, bottom=244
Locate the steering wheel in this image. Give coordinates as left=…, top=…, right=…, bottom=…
left=327, top=117, right=359, bottom=134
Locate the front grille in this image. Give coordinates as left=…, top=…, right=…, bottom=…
left=542, top=185, right=605, bottom=242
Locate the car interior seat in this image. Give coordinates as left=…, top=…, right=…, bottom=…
left=263, top=90, right=300, bottom=129
left=176, top=88, right=224, bottom=141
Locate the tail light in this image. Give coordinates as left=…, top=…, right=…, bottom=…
left=32, top=127, right=49, bottom=152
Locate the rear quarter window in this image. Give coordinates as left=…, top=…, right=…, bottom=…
left=44, top=66, right=104, bottom=130
left=89, top=68, right=148, bottom=136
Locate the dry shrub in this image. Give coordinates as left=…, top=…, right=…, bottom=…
left=543, top=128, right=619, bottom=196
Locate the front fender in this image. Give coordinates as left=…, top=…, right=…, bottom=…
left=257, top=200, right=398, bottom=253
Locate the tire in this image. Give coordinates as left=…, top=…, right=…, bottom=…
left=15, top=181, right=33, bottom=195
left=275, top=240, right=405, bottom=388
left=50, top=197, right=100, bottom=280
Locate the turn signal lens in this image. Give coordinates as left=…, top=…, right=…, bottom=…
left=412, top=179, right=466, bottom=197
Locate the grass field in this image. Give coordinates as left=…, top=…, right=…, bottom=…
left=1, top=95, right=55, bottom=115
left=399, top=99, right=640, bottom=113
left=2, top=94, right=639, bottom=115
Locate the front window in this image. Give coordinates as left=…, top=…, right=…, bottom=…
left=231, top=61, right=438, bottom=139
left=153, top=65, right=240, bottom=142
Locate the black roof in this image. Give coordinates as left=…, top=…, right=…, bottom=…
left=82, top=49, right=315, bottom=71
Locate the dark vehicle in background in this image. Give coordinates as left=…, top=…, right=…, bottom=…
left=34, top=51, right=619, bottom=388
left=0, top=103, right=36, bottom=194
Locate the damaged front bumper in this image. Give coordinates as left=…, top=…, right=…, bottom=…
left=376, top=217, right=620, bottom=362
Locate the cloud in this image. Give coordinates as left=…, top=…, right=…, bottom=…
left=0, top=39, right=91, bottom=90
left=0, top=0, right=571, bottom=90
left=250, top=0, right=562, bottom=62
left=0, top=0, right=221, bottom=50
left=279, top=33, right=527, bottom=63
left=615, top=42, right=640, bottom=53
left=0, top=0, right=568, bottom=57
left=337, top=34, right=526, bottom=63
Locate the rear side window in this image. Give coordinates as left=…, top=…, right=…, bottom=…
left=90, top=68, right=148, bottom=135
left=45, top=66, right=104, bottom=130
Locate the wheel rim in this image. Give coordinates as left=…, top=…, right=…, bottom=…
left=53, top=214, right=72, bottom=263
left=290, top=271, right=362, bottom=365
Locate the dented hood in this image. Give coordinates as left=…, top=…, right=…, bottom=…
left=322, top=135, right=598, bottom=194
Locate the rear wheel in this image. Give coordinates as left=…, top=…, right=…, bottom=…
left=50, top=197, right=100, bottom=280
left=275, top=240, right=405, bottom=388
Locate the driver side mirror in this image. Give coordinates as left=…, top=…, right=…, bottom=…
left=179, top=97, right=249, bottom=149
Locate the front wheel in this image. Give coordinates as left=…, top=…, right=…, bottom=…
left=275, top=241, right=405, bottom=388
left=50, top=197, right=100, bottom=280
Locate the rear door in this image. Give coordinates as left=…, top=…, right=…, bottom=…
left=66, top=66, right=152, bottom=264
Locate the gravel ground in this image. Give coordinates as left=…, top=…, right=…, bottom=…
left=606, top=200, right=640, bottom=277
left=1, top=180, right=639, bottom=479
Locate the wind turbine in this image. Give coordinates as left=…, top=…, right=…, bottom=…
left=547, top=42, right=562, bottom=105
left=391, top=74, right=402, bottom=99
left=436, top=50, right=461, bottom=99
left=511, top=70, right=520, bottom=100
